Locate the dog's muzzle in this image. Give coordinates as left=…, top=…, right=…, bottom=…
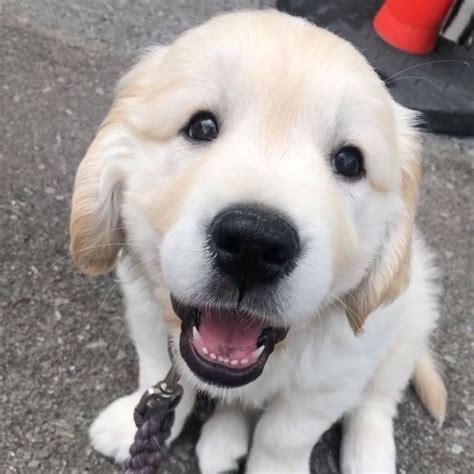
left=172, top=204, right=299, bottom=387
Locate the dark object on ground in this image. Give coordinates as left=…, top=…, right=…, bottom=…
left=278, top=0, right=474, bottom=136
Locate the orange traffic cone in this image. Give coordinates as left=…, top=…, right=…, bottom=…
left=374, top=0, right=456, bottom=54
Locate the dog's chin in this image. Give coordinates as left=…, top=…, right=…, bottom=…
left=171, top=295, right=288, bottom=388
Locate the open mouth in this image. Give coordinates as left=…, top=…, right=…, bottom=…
left=171, top=295, right=288, bottom=387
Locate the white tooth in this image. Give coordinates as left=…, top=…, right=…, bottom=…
left=192, top=326, right=201, bottom=342
left=202, top=347, right=209, bottom=355
left=218, top=356, right=224, bottom=362
left=252, top=346, right=265, bottom=359
left=241, top=358, right=248, bottom=364
left=231, top=359, right=238, bottom=366
left=223, top=358, right=229, bottom=363
left=210, top=352, right=217, bottom=360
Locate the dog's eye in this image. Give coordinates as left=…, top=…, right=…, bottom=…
left=186, top=112, right=218, bottom=142
left=332, top=146, right=364, bottom=178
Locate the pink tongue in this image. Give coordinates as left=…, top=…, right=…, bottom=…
left=192, top=308, right=265, bottom=366
left=199, top=308, right=263, bottom=348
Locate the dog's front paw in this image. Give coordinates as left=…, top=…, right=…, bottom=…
left=89, top=391, right=142, bottom=463
left=341, top=409, right=396, bottom=474
left=196, top=407, right=250, bottom=474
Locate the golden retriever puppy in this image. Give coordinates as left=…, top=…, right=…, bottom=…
left=70, top=10, right=446, bottom=473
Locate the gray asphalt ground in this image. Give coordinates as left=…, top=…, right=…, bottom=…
left=1, top=1, right=473, bottom=473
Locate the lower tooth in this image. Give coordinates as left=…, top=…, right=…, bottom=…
left=202, top=347, right=209, bottom=355
left=210, top=353, right=217, bottom=360
left=241, top=358, right=248, bottom=364
left=192, top=326, right=202, bottom=342
left=252, top=345, right=265, bottom=359
left=218, top=356, right=224, bottom=362
left=230, top=359, right=238, bottom=366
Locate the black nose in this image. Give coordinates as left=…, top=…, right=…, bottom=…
left=209, top=204, right=300, bottom=286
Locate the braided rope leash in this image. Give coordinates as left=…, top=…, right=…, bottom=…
left=123, top=366, right=183, bottom=474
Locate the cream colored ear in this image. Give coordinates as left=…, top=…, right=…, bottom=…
left=69, top=45, right=169, bottom=275
left=69, top=119, right=126, bottom=275
left=343, top=110, right=422, bottom=334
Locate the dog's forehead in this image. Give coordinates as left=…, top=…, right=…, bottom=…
left=168, top=11, right=378, bottom=101
left=127, top=10, right=391, bottom=135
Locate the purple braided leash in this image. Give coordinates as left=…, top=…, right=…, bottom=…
left=123, top=366, right=183, bottom=474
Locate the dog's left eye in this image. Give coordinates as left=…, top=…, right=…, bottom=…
left=185, top=112, right=219, bottom=142
left=332, top=146, right=364, bottom=178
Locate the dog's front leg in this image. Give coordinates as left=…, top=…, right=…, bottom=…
left=246, top=394, right=336, bottom=474
left=196, top=402, right=253, bottom=474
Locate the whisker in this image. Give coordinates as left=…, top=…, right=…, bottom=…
left=110, top=323, right=126, bottom=359
left=108, top=262, right=150, bottom=360
left=52, top=241, right=157, bottom=267
left=384, top=59, right=471, bottom=82
left=385, top=75, right=443, bottom=91
left=85, top=225, right=128, bottom=241
left=99, top=280, right=120, bottom=310
left=333, top=296, right=363, bottom=330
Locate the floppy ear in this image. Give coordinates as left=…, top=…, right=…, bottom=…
left=69, top=46, right=169, bottom=275
left=69, top=118, right=126, bottom=275
left=343, top=108, right=422, bottom=334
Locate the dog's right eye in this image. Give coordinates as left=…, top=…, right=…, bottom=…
left=185, top=112, right=219, bottom=142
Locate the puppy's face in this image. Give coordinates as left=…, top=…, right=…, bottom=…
left=70, top=11, right=420, bottom=389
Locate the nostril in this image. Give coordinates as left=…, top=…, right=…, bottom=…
left=214, top=232, right=241, bottom=256
left=210, top=217, right=244, bottom=258
left=262, top=244, right=291, bottom=266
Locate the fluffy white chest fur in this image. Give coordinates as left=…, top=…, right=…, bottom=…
left=70, top=10, right=447, bottom=473
left=90, top=235, right=443, bottom=473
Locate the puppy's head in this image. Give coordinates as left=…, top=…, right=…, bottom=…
left=70, top=11, right=421, bottom=389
